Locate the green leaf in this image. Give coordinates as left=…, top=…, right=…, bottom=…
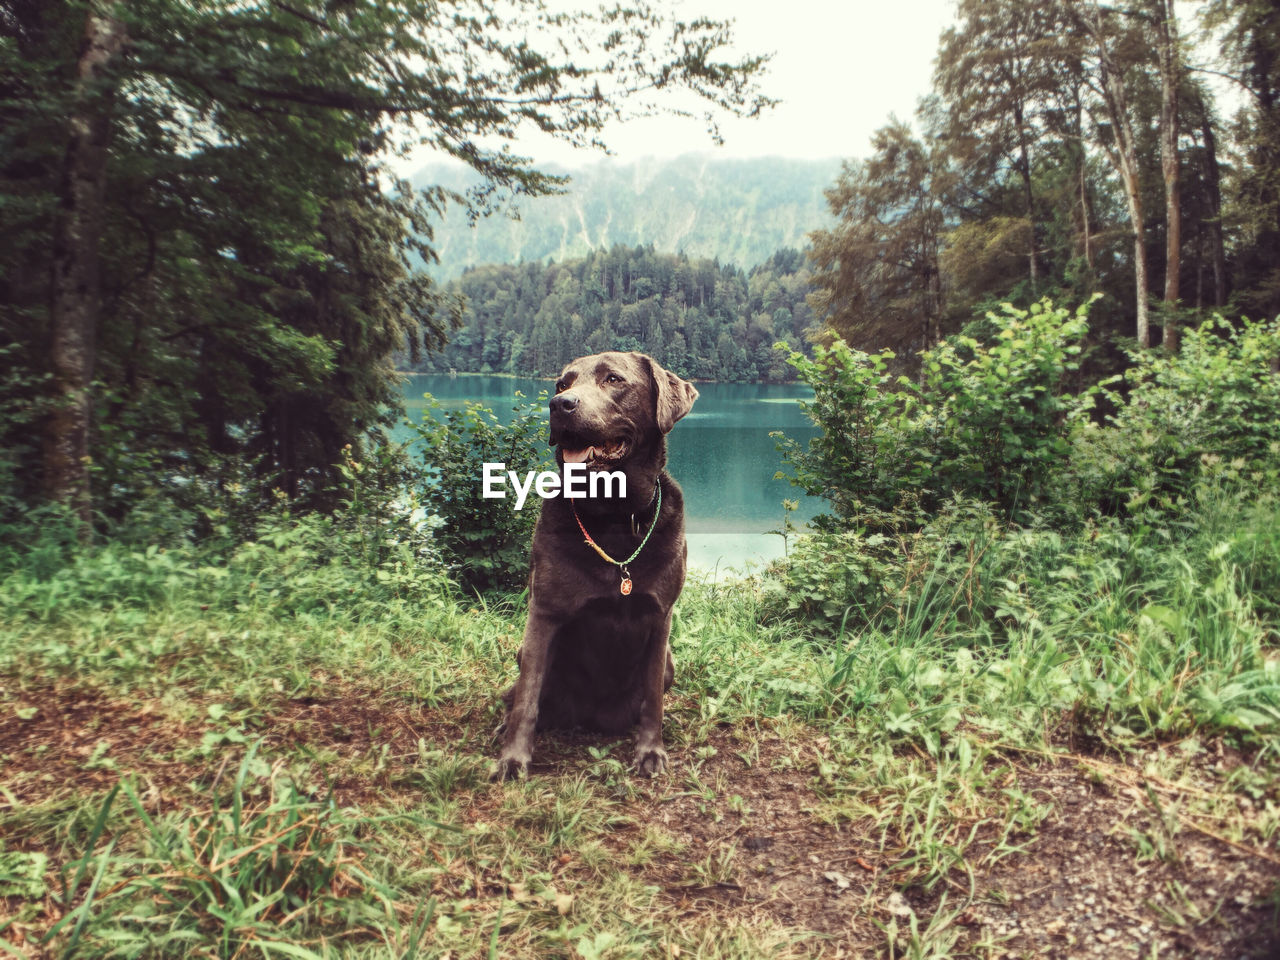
left=0, top=851, right=48, bottom=899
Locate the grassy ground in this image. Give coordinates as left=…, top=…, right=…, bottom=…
left=2, top=499, right=1280, bottom=958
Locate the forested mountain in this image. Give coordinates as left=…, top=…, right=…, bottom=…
left=412, top=155, right=838, bottom=277
left=406, top=246, right=815, bottom=382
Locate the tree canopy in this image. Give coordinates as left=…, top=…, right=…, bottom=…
left=0, top=0, right=771, bottom=528
left=807, top=0, right=1277, bottom=370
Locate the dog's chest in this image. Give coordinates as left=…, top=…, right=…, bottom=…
left=550, top=595, right=661, bottom=683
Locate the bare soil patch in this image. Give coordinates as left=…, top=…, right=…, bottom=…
left=0, top=680, right=199, bottom=805
left=967, top=762, right=1280, bottom=959
left=507, top=718, right=1280, bottom=958
left=4, top=682, right=1279, bottom=957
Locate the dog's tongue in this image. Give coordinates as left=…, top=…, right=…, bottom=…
left=561, top=446, right=593, bottom=464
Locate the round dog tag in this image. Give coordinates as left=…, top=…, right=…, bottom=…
left=620, top=577, right=633, bottom=595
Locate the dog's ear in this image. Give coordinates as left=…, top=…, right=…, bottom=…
left=642, top=356, right=698, bottom=434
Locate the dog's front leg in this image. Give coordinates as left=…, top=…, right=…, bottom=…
left=490, top=608, right=555, bottom=781
left=634, top=612, right=673, bottom=776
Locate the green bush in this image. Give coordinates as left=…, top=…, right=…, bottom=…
left=769, top=485, right=1280, bottom=743
left=765, top=496, right=1020, bottom=639
left=917, top=299, right=1095, bottom=518
left=762, top=528, right=893, bottom=629
left=0, top=436, right=446, bottom=646
left=777, top=299, right=1096, bottom=529
left=410, top=391, right=552, bottom=593
left=1071, top=314, right=1280, bottom=518
left=0, top=506, right=446, bottom=632
left=772, top=341, right=924, bottom=528
left=769, top=300, right=1280, bottom=654
left=778, top=300, right=1280, bottom=538
left=1223, top=502, right=1280, bottom=622
left=216, top=506, right=445, bottom=619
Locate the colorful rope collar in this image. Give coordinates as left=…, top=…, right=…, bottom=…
left=571, top=479, right=661, bottom=596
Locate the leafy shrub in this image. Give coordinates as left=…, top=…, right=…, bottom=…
left=917, top=299, right=1095, bottom=518
left=217, top=506, right=445, bottom=619
left=0, top=507, right=446, bottom=636
left=410, top=391, right=552, bottom=593
left=762, top=528, right=893, bottom=630
left=770, top=299, right=1102, bottom=637
left=777, top=298, right=1095, bottom=529
left=772, top=341, right=925, bottom=529
left=774, top=486, right=1280, bottom=743
left=1071, top=314, right=1280, bottom=518
left=765, top=497, right=1014, bottom=638
left=0, top=436, right=445, bottom=645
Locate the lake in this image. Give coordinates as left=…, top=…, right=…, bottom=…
left=395, top=374, right=822, bottom=571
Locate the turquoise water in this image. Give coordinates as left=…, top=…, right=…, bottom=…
left=395, top=374, right=821, bottom=572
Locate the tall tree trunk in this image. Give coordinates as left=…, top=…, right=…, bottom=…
left=1072, top=81, right=1095, bottom=273
left=1154, top=0, right=1182, bottom=351
left=1193, top=196, right=1204, bottom=310
left=1106, top=97, right=1150, bottom=347
left=1082, top=2, right=1151, bottom=346
left=1079, top=152, right=1094, bottom=272
left=1013, top=99, right=1039, bottom=293
left=1119, top=161, right=1150, bottom=347
left=1200, top=115, right=1227, bottom=307
left=44, top=6, right=126, bottom=534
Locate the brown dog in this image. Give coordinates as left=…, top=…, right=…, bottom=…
left=490, top=352, right=698, bottom=780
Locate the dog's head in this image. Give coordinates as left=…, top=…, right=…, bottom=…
left=548, top=352, right=698, bottom=468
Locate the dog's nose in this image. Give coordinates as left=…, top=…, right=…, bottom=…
left=550, top=393, right=579, bottom=415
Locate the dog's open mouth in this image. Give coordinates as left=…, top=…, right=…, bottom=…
left=558, top=438, right=628, bottom=466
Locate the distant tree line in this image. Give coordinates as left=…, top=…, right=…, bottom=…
left=405, top=246, right=817, bottom=382
left=808, top=0, right=1280, bottom=369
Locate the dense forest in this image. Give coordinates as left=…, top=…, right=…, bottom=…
left=6, top=0, right=1280, bottom=521
left=404, top=246, right=816, bottom=382
left=0, top=0, right=769, bottom=522
left=807, top=0, right=1280, bottom=363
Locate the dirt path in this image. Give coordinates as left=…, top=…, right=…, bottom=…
left=4, top=683, right=1278, bottom=957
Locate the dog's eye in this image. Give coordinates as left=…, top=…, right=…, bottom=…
left=604, top=374, right=624, bottom=384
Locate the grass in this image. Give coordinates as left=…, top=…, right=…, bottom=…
left=2, top=495, right=1280, bottom=957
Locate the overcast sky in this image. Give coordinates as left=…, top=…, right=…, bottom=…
left=399, top=0, right=959, bottom=172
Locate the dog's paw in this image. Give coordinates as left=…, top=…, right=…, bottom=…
left=633, top=745, right=668, bottom=778
left=489, top=754, right=530, bottom=782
